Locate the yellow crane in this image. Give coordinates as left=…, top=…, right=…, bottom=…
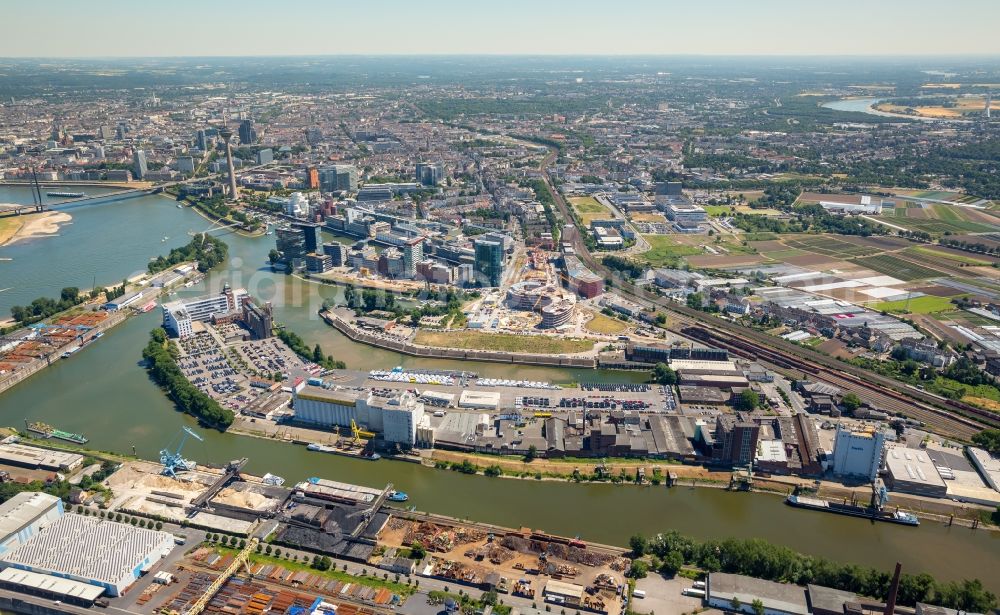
left=350, top=419, right=375, bottom=443
left=184, top=537, right=259, bottom=615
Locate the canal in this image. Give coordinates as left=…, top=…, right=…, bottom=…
left=0, top=188, right=998, bottom=589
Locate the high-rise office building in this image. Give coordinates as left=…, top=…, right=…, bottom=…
left=132, top=149, right=148, bottom=179
left=415, top=162, right=442, bottom=186
left=402, top=238, right=424, bottom=279
left=98, top=125, right=113, bottom=140
left=256, top=148, right=273, bottom=165
left=238, top=119, right=257, bottom=145
left=474, top=238, right=504, bottom=287
left=305, top=167, right=320, bottom=189
left=276, top=226, right=308, bottom=264
left=196, top=129, right=208, bottom=151
left=292, top=221, right=322, bottom=253
left=318, top=165, right=358, bottom=192
left=176, top=156, right=195, bottom=175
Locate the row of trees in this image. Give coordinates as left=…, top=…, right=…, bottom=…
left=10, top=286, right=85, bottom=326
left=275, top=328, right=346, bottom=370
left=148, top=233, right=228, bottom=274
left=142, top=328, right=234, bottom=429
left=629, top=531, right=995, bottom=612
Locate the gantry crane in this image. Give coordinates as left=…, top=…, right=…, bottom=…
left=160, top=427, right=203, bottom=478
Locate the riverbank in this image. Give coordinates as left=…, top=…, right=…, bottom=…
left=184, top=201, right=267, bottom=238
left=0, top=211, right=72, bottom=246
left=426, top=449, right=1000, bottom=530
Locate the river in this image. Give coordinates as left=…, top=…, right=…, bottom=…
left=0, top=187, right=998, bottom=589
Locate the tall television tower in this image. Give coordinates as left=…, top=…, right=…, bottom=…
left=218, top=125, right=239, bottom=200
left=987, top=89, right=992, bottom=119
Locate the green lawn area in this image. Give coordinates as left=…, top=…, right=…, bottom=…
left=638, top=235, right=702, bottom=267
left=414, top=330, right=595, bottom=354
left=569, top=196, right=614, bottom=225
left=703, top=205, right=737, bottom=217
left=874, top=295, right=956, bottom=314
left=584, top=311, right=629, bottom=335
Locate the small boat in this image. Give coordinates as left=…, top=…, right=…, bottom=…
left=387, top=490, right=409, bottom=502
left=362, top=451, right=382, bottom=461
left=177, top=204, right=182, bottom=209
left=93, top=331, right=104, bottom=339
left=47, top=191, right=85, bottom=198
left=61, top=345, right=81, bottom=358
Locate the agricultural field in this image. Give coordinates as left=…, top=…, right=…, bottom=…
left=413, top=330, right=595, bottom=354
left=637, top=234, right=703, bottom=267
left=853, top=254, right=947, bottom=281
left=905, top=246, right=993, bottom=267
left=569, top=196, right=615, bottom=225
left=874, top=295, right=957, bottom=315
left=783, top=235, right=880, bottom=257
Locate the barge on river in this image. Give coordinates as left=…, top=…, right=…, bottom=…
left=785, top=494, right=919, bottom=526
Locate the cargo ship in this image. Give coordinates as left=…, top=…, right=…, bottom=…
left=785, top=494, right=919, bottom=526
left=24, top=421, right=89, bottom=444
left=46, top=191, right=86, bottom=198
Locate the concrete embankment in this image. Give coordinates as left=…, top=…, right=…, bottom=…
left=320, top=310, right=596, bottom=368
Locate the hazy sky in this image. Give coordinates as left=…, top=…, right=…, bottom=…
left=4, top=0, right=1000, bottom=57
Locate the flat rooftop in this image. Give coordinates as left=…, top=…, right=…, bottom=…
left=0, top=442, right=84, bottom=471
left=0, top=514, right=173, bottom=587
left=0, top=492, right=60, bottom=540
left=709, top=572, right=809, bottom=615
left=885, top=448, right=946, bottom=489
left=0, top=567, right=105, bottom=602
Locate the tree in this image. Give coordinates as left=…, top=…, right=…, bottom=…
left=410, top=542, right=426, bottom=560
left=524, top=445, right=538, bottom=463
left=686, top=292, right=704, bottom=310
left=730, top=597, right=743, bottom=613
left=972, top=429, right=1000, bottom=455
left=734, top=389, right=760, bottom=411
left=313, top=344, right=324, bottom=363
left=841, top=393, right=862, bottom=413
left=659, top=550, right=684, bottom=576
left=627, top=560, right=648, bottom=579
left=629, top=534, right=648, bottom=557
left=655, top=313, right=667, bottom=325
left=751, top=599, right=765, bottom=615
left=652, top=362, right=677, bottom=385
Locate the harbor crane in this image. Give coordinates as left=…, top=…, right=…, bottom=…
left=160, top=426, right=203, bottom=478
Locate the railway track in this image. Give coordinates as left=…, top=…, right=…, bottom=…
left=537, top=156, right=997, bottom=440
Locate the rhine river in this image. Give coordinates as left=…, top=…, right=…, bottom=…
left=0, top=188, right=998, bottom=589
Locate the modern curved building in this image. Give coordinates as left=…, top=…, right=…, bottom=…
left=507, top=280, right=575, bottom=328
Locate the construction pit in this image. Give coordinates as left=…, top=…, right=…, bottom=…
left=378, top=516, right=629, bottom=614
left=104, top=460, right=286, bottom=534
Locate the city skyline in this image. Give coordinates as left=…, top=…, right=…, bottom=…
left=3, top=0, right=1000, bottom=57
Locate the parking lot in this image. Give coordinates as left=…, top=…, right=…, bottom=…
left=232, top=336, right=308, bottom=381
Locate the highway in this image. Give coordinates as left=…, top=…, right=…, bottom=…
left=535, top=150, right=996, bottom=440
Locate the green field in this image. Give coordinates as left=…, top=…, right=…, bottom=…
left=874, top=295, right=956, bottom=314
left=638, top=235, right=703, bottom=267
left=784, top=236, right=879, bottom=257
left=704, top=205, right=738, bottom=216
left=931, top=204, right=963, bottom=222
left=881, top=216, right=999, bottom=235
left=569, top=196, right=614, bottom=224
left=853, top=254, right=945, bottom=281
left=906, top=246, right=992, bottom=266
left=414, top=330, right=595, bottom=354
